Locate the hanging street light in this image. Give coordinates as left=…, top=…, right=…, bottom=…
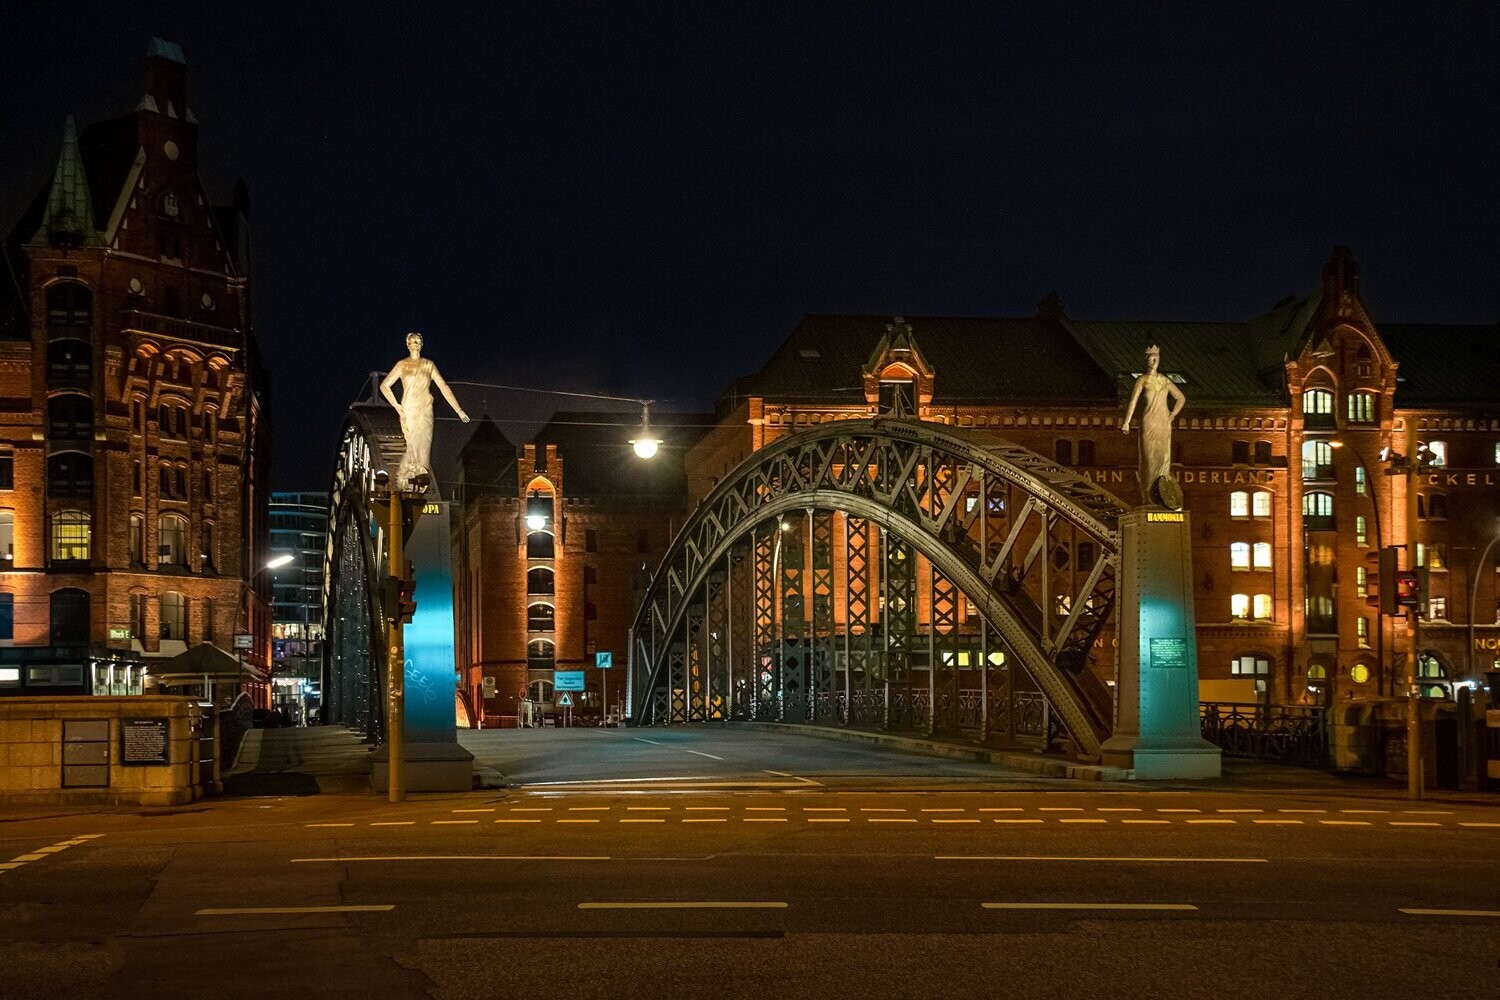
left=630, top=402, right=662, bottom=459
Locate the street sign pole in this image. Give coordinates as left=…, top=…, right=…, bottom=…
left=1403, top=420, right=1422, bottom=800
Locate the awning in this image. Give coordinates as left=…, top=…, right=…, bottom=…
left=153, top=642, right=268, bottom=686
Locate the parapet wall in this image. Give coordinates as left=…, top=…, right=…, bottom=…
left=0, top=696, right=215, bottom=806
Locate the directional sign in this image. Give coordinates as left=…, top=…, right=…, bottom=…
left=233, top=633, right=253, bottom=651
left=595, top=651, right=613, bottom=670
left=553, top=669, right=585, bottom=692
left=556, top=692, right=574, bottom=708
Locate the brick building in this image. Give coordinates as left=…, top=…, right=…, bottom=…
left=0, top=40, right=272, bottom=703
left=452, top=411, right=705, bottom=725
left=683, top=248, right=1500, bottom=721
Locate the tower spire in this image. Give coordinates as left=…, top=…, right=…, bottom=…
left=36, top=116, right=100, bottom=247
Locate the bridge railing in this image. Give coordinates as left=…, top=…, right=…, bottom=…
left=1199, top=701, right=1329, bottom=768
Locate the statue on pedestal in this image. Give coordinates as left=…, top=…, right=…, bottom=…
left=380, top=332, right=469, bottom=490
left=1120, top=343, right=1185, bottom=509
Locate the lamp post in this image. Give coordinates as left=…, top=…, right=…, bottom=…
left=234, top=553, right=294, bottom=706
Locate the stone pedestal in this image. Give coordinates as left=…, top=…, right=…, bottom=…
left=370, top=741, right=474, bottom=793
left=1100, top=509, right=1222, bottom=779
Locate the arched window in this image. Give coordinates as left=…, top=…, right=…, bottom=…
left=527, top=531, right=555, bottom=559
left=526, top=567, right=554, bottom=595
left=160, top=592, right=186, bottom=640
left=1301, top=439, right=1333, bottom=481
left=46, top=339, right=91, bottom=389
left=1356, top=616, right=1370, bottom=648
left=1054, top=440, right=1073, bottom=465
left=1252, top=594, right=1273, bottom=620
left=200, top=522, right=215, bottom=570
left=50, top=509, right=90, bottom=562
left=158, top=514, right=187, bottom=565
left=1355, top=343, right=1373, bottom=378
left=1303, top=388, right=1335, bottom=428
left=1076, top=439, right=1095, bottom=465
left=877, top=364, right=917, bottom=416
left=1346, top=391, right=1376, bottom=424
left=1355, top=515, right=1368, bottom=547
left=1252, top=491, right=1272, bottom=518
left=46, top=283, right=92, bottom=329
left=527, top=603, right=555, bottom=633
left=129, top=513, right=144, bottom=564
left=47, top=451, right=92, bottom=496
left=1417, top=652, right=1449, bottom=699
left=1229, top=491, right=1249, bottom=518
left=1254, top=440, right=1272, bottom=465
left=47, top=395, right=93, bottom=443
left=1302, top=491, right=1335, bottom=531
left=49, top=588, right=90, bottom=644
left=527, top=639, right=555, bottom=671
left=1230, top=543, right=1250, bottom=570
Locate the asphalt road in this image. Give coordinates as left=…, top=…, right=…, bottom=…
left=3, top=728, right=1499, bottom=998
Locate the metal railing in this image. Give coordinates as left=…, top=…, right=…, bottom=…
left=1199, top=701, right=1329, bottom=768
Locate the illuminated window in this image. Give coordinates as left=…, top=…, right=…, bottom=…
left=1346, top=391, right=1375, bottom=424
left=1356, top=566, right=1367, bottom=597
left=527, top=567, right=555, bottom=595
left=1231, top=654, right=1269, bottom=677
left=1253, top=543, right=1272, bottom=570
left=1252, top=594, right=1272, bottom=620
left=1252, top=491, right=1272, bottom=518
left=1354, top=466, right=1366, bottom=495
left=1303, top=491, right=1334, bottom=531
left=1357, top=617, right=1370, bottom=648
left=1355, top=516, right=1368, bottom=547
left=158, top=514, right=187, bottom=565
left=1230, top=543, right=1250, bottom=570
left=129, top=514, right=144, bottom=564
left=1302, top=439, right=1333, bottom=481
left=1426, top=596, right=1447, bottom=620
left=1417, top=653, right=1447, bottom=680
left=160, top=591, right=186, bottom=641
left=527, top=603, right=555, bottom=633
left=1229, top=491, right=1249, bottom=518
left=50, top=509, right=90, bottom=562
left=1350, top=663, right=1371, bottom=684
left=1303, top=388, right=1334, bottom=428
left=0, top=511, right=11, bottom=563
left=1230, top=594, right=1250, bottom=618
left=1494, top=442, right=1500, bottom=465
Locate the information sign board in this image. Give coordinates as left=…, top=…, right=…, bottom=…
left=1149, top=637, right=1187, bottom=670
left=121, top=718, right=170, bottom=766
left=553, top=670, right=586, bottom=692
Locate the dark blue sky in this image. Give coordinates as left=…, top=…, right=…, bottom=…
left=5, top=3, right=1497, bottom=488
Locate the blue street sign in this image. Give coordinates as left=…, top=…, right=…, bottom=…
left=553, top=669, right=586, bottom=692
left=595, top=651, right=613, bottom=670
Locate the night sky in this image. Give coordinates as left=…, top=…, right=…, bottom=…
left=4, top=3, right=1497, bottom=490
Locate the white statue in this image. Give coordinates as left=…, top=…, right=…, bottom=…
left=1120, top=343, right=1185, bottom=507
left=380, top=332, right=469, bottom=489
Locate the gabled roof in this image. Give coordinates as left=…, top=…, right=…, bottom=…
left=456, top=417, right=518, bottom=496
left=1068, top=316, right=1291, bottom=405
left=1382, top=323, right=1500, bottom=407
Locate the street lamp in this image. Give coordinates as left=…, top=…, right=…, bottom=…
left=229, top=554, right=296, bottom=705
left=630, top=402, right=662, bottom=459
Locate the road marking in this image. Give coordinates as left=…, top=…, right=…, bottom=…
left=620, top=819, right=665, bottom=824
left=35, top=846, right=69, bottom=853
left=1319, top=820, right=1371, bottom=826
left=993, top=819, right=1044, bottom=825
left=1404, top=810, right=1453, bottom=815
left=1399, top=908, right=1500, bottom=918
left=1059, top=819, right=1106, bottom=825
left=306, top=823, right=355, bottom=828
left=683, top=818, right=727, bottom=823
left=452, top=808, right=495, bottom=814
left=1389, top=822, right=1440, bottom=827
left=569, top=806, right=610, bottom=812
left=1186, top=819, right=1235, bottom=825
left=922, top=808, right=965, bottom=813
left=558, top=819, right=601, bottom=824
left=686, top=806, right=730, bottom=811
left=1097, top=808, right=1141, bottom=813
left=77, top=835, right=104, bottom=840
left=495, top=819, right=541, bottom=824
left=763, top=770, right=824, bottom=787
left=803, top=807, right=846, bottom=812
left=433, top=820, right=478, bottom=826
left=1459, top=822, right=1500, bottom=828
left=862, top=807, right=908, bottom=813
left=1157, top=809, right=1199, bottom=814
left=371, top=821, right=415, bottom=827
left=626, top=806, right=670, bottom=811
left=1278, top=809, right=1325, bottom=814
left=292, top=856, right=611, bottom=863
left=940, top=856, right=1267, bottom=864
left=869, top=818, right=917, bottom=823
left=11, top=855, right=46, bottom=862
left=579, top=902, right=787, bottom=910
left=809, top=818, right=850, bottom=823
left=0, top=862, right=25, bottom=870
left=1216, top=809, right=1262, bottom=814
left=1040, top=807, right=1083, bottom=812
left=1340, top=809, right=1388, bottom=815
left=979, top=807, right=1022, bottom=813
left=1253, top=819, right=1304, bottom=825
left=982, top=902, right=1197, bottom=912
left=685, top=750, right=724, bottom=761
left=933, top=818, right=981, bottom=824
left=510, top=807, right=552, bottom=812
left=746, top=807, right=786, bottom=812
left=744, top=818, right=787, bottom=823
left=632, top=737, right=662, bottom=746
left=1121, top=820, right=1170, bottom=825
left=197, top=905, right=395, bottom=916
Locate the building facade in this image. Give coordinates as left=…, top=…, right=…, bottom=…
left=682, top=249, right=1500, bottom=730
left=269, top=491, right=328, bottom=722
left=452, top=412, right=703, bottom=725
left=0, top=40, right=272, bottom=704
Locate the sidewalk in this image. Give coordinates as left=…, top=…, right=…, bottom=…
left=222, top=726, right=373, bottom=795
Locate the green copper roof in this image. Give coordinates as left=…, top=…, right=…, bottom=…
left=38, top=117, right=101, bottom=247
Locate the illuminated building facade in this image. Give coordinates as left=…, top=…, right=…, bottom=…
left=269, top=492, right=328, bottom=722
left=683, top=248, right=1500, bottom=724
left=0, top=40, right=272, bottom=703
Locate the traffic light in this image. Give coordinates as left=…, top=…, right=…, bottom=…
left=1378, top=547, right=1398, bottom=615
left=382, top=560, right=417, bottom=625
left=1394, top=570, right=1421, bottom=610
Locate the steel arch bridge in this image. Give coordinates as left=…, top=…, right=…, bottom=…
left=628, top=418, right=1131, bottom=759
left=320, top=403, right=408, bottom=738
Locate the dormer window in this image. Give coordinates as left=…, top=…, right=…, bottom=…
left=1355, top=343, right=1373, bottom=378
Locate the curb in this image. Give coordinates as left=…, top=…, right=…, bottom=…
left=734, top=721, right=1134, bottom=782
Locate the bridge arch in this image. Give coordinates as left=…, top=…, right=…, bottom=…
left=629, top=418, right=1129, bottom=759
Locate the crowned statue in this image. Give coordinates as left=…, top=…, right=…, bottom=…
left=380, top=332, right=469, bottom=490
left=1120, top=343, right=1185, bottom=509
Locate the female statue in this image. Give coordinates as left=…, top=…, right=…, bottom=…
left=380, top=332, right=469, bottom=489
left=1120, top=343, right=1186, bottom=508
